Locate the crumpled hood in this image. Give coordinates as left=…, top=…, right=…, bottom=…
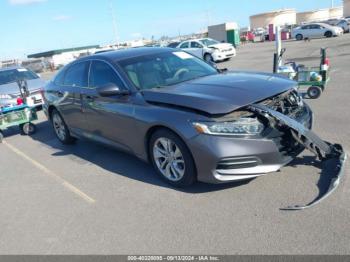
left=142, top=72, right=296, bottom=115
left=0, top=78, right=46, bottom=95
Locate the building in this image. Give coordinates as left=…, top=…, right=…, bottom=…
left=344, top=0, right=350, bottom=17
left=28, top=45, right=99, bottom=69
left=250, top=9, right=296, bottom=29
left=296, top=7, right=343, bottom=24
left=329, top=6, right=343, bottom=19
left=208, top=22, right=240, bottom=46
left=296, top=9, right=330, bottom=24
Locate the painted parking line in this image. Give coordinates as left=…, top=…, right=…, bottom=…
left=3, top=140, right=96, bottom=204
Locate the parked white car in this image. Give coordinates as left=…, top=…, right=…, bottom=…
left=176, top=38, right=236, bottom=62
left=292, top=23, right=343, bottom=40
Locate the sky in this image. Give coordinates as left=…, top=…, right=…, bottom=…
left=0, top=0, right=343, bottom=59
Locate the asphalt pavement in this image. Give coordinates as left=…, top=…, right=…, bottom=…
left=1, top=35, right=349, bottom=255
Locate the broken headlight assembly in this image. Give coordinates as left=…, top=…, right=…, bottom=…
left=193, top=117, right=264, bottom=136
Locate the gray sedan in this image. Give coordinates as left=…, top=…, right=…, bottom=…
left=43, top=48, right=312, bottom=187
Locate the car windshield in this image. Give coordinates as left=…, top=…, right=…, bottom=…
left=199, top=38, right=220, bottom=46
left=0, top=68, right=38, bottom=85
left=118, top=51, right=218, bottom=90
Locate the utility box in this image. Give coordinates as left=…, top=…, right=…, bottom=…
left=208, top=22, right=240, bottom=47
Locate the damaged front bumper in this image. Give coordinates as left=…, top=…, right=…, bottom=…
left=250, top=104, right=347, bottom=210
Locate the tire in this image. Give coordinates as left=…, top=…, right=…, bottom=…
left=307, top=86, right=322, bottom=99
left=0, top=131, right=3, bottom=143
left=296, top=34, right=303, bottom=41
left=204, top=53, right=213, bottom=62
left=20, top=123, right=36, bottom=135
left=325, top=31, right=333, bottom=38
left=51, top=109, right=76, bottom=144
left=149, top=129, right=196, bottom=187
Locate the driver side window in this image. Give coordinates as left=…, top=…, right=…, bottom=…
left=89, top=61, right=126, bottom=89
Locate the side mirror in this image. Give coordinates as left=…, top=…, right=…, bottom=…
left=97, top=83, right=130, bottom=97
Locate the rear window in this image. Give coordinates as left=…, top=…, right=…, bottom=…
left=0, top=68, right=38, bottom=85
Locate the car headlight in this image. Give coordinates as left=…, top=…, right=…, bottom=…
left=193, top=117, right=264, bottom=136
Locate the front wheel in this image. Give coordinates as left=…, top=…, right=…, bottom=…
left=307, top=86, right=322, bottom=99
left=149, top=129, right=196, bottom=187
left=51, top=109, right=76, bottom=144
left=296, top=34, right=303, bottom=41
left=20, top=123, right=36, bottom=135
left=325, top=31, right=333, bottom=38
left=204, top=53, right=213, bottom=62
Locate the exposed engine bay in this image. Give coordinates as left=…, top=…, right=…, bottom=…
left=248, top=93, right=346, bottom=210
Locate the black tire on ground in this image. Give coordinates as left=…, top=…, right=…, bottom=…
left=51, top=108, right=76, bottom=144
left=325, top=31, right=333, bottom=38
left=296, top=34, right=303, bottom=41
left=307, top=86, right=322, bottom=99
left=149, top=129, right=197, bottom=187
left=20, top=123, right=36, bottom=135
left=0, top=131, right=3, bottom=143
left=204, top=53, right=213, bottom=62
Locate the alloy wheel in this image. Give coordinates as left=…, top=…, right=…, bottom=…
left=52, top=113, right=66, bottom=141
left=153, top=137, right=186, bottom=182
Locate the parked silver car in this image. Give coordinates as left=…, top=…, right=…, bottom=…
left=292, top=23, right=343, bottom=40
left=0, top=67, right=46, bottom=108
left=325, top=19, right=350, bottom=33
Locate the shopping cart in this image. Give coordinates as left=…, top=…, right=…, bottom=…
left=0, top=79, right=37, bottom=143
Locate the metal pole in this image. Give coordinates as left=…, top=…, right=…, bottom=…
left=109, top=0, right=118, bottom=45
left=275, top=26, right=282, bottom=67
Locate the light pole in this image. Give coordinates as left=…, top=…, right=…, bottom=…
left=109, top=0, right=118, bottom=45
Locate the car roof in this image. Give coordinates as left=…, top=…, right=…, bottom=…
left=83, top=47, right=173, bottom=62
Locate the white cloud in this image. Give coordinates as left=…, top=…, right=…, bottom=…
left=9, top=0, right=46, bottom=5
left=52, top=15, right=72, bottom=21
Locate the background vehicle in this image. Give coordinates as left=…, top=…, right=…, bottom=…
left=43, top=48, right=311, bottom=187
left=324, top=19, right=349, bottom=33
left=0, top=67, right=46, bottom=108
left=166, top=41, right=180, bottom=48
left=292, top=23, right=343, bottom=40
left=176, top=38, right=236, bottom=62
left=21, top=59, right=45, bottom=73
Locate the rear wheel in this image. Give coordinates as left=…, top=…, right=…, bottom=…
left=296, top=34, right=303, bottom=41
left=149, top=129, right=196, bottom=187
left=0, top=131, right=3, bottom=143
left=20, top=123, right=36, bottom=135
left=325, top=31, right=333, bottom=38
left=307, top=86, right=322, bottom=99
left=51, top=109, right=76, bottom=144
